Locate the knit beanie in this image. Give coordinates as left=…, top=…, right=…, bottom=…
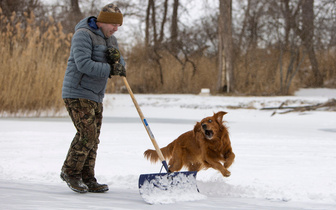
left=97, top=3, right=123, bottom=26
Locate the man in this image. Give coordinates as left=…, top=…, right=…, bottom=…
left=60, top=3, right=126, bottom=193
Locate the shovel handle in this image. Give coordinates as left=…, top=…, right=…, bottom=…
left=122, top=77, right=170, bottom=172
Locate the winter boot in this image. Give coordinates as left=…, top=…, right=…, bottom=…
left=84, top=178, right=109, bottom=193
left=60, top=171, right=88, bottom=193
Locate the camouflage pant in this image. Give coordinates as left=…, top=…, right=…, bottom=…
left=62, top=98, right=103, bottom=182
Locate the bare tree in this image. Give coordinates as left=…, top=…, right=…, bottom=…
left=236, top=0, right=251, bottom=55
left=144, top=0, right=165, bottom=84
left=70, top=0, right=82, bottom=21
left=145, top=0, right=169, bottom=46
left=159, top=0, right=169, bottom=43
left=277, top=0, right=303, bottom=94
left=145, top=0, right=152, bottom=47
left=282, top=0, right=322, bottom=87
left=171, top=0, right=179, bottom=54
left=0, top=0, right=45, bottom=22
left=218, top=0, right=234, bottom=93
left=299, top=0, right=322, bottom=86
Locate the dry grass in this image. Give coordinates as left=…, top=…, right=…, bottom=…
left=0, top=10, right=71, bottom=116
left=234, top=48, right=302, bottom=96
left=314, top=50, right=336, bottom=88
left=121, top=45, right=300, bottom=95
left=120, top=44, right=217, bottom=94
left=105, top=43, right=336, bottom=96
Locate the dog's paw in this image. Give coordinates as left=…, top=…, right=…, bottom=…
left=222, top=170, right=231, bottom=177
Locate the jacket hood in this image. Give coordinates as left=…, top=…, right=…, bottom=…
left=75, top=16, right=105, bottom=38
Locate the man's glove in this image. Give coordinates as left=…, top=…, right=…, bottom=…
left=105, top=47, right=126, bottom=77
left=105, top=47, right=121, bottom=65
left=109, top=63, right=126, bottom=77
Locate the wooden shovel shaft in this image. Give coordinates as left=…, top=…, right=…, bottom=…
left=122, top=77, right=169, bottom=171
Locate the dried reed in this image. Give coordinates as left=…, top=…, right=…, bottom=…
left=0, top=9, right=71, bottom=116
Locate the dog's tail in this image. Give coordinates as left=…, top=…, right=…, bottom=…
left=144, top=142, right=174, bottom=163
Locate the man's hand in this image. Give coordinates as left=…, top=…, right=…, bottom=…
left=105, top=47, right=121, bottom=65
left=109, top=63, right=126, bottom=77
left=106, top=47, right=126, bottom=77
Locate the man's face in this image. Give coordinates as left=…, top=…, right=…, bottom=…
left=100, top=23, right=120, bottom=38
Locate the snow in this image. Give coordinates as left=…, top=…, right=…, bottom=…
left=1, top=88, right=336, bottom=209
left=139, top=172, right=205, bottom=204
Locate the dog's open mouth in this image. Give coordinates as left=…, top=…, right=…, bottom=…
left=204, top=129, right=214, bottom=139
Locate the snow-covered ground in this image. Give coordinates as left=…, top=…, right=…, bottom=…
left=0, top=88, right=336, bottom=209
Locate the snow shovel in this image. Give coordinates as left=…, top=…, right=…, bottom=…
left=122, top=77, right=200, bottom=203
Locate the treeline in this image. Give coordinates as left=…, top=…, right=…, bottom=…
left=0, top=0, right=335, bottom=115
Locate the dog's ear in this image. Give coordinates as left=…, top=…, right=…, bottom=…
left=214, top=111, right=227, bottom=124
left=193, top=122, right=202, bottom=144
left=194, top=122, right=201, bottom=131
left=194, top=122, right=201, bottom=134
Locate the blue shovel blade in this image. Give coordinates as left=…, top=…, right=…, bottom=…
left=138, top=171, right=198, bottom=193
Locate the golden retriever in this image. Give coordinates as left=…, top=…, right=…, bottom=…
left=144, top=111, right=235, bottom=177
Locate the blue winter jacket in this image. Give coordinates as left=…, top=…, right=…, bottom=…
left=62, top=16, right=125, bottom=103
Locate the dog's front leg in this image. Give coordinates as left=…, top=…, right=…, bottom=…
left=205, top=158, right=231, bottom=177
left=224, top=151, right=235, bottom=169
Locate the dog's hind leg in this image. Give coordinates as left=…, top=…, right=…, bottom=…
left=168, top=149, right=184, bottom=172
left=187, top=162, right=202, bottom=172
